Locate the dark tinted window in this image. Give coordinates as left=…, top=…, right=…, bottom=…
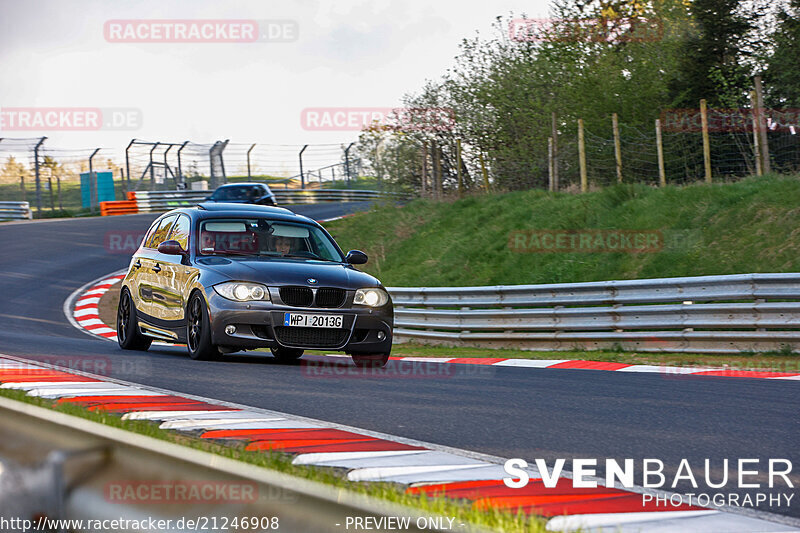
left=210, top=185, right=264, bottom=202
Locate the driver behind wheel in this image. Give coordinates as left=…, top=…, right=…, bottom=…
left=272, top=235, right=295, bottom=255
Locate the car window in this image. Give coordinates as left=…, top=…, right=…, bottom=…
left=211, top=186, right=258, bottom=201
left=145, top=215, right=177, bottom=249
left=141, top=220, right=161, bottom=249
left=197, top=218, right=343, bottom=261
left=168, top=215, right=191, bottom=250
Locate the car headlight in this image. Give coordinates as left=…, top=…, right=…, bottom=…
left=214, top=282, right=270, bottom=302
left=354, top=288, right=389, bottom=307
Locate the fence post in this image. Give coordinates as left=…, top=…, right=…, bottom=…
left=432, top=141, right=442, bottom=200
left=548, top=137, right=554, bottom=192
left=655, top=119, right=666, bottom=187
left=479, top=152, right=490, bottom=192
left=247, top=143, right=256, bottom=179
left=551, top=112, right=559, bottom=191
left=754, top=75, right=771, bottom=174
left=89, top=148, right=100, bottom=213
left=700, top=99, right=712, bottom=183
left=125, top=139, right=135, bottom=191
left=20, top=175, right=26, bottom=202
left=612, top=113, right=622, bottom=183
left=48, top=176, right=55, bottom=210
left=750, top=90, right=763, bottom=176
left=33, top=136, right=46, bottom=214
left=456, top=139, right=463, bottom=197
left=177, top=141, right=189, bottom=188
left=578, top=119, right=588, bottom=193
left=57, top=176, right=62, bottom=210
left=421, top=143, right=427, bottom=198
left=120, top=168, right=127, bottom=197
left=344, top=142, right=354, bottom=188
left=298, top=144, right=308, bottom=189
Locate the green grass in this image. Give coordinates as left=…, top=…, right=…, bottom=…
left=0, top=388, right=546, bottom=532
left=324, top=174, right=800, bottom=287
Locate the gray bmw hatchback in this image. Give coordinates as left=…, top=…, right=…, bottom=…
left=117, top=203, right=393, bottom=367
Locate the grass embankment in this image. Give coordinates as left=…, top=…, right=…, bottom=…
left=0, top=387, right=543, bottom=532
left=325, top=174, right=800, bottom=287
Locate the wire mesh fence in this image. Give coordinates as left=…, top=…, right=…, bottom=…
left=435, top=110, right=800, bottom=194
left=0, top=137, right=367, bottom=216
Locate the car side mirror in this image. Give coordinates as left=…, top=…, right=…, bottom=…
left=345, top=250, right=368, bottom=265
left=158, top=240, right=186, bottom=256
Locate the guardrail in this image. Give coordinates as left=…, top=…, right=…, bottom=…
left=99, top=189, right=409, bottom=215
left=0, top=201, right=33, bottom=220
left=0, top=393, right=458, bottom=533
left=388, top=273, right=800, bottom=353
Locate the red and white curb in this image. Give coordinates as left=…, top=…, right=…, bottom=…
left=66, top=272, right=800, bottom=381
left=384, top=357, right=800, bottom=380
left=68, top=273, right=126, bottom=341
left=1, top=353, right=796, bottom=532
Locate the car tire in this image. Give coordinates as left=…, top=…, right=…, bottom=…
left=186, top=292, right=220, bottom=361
left=351, top=353, right=390, bottom=368
left=117, top=288, right=152, bottom=351
left=270, top=347, right=304, bottom=363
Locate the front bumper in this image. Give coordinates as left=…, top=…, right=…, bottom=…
left=206, top=291, right=393, bottom=354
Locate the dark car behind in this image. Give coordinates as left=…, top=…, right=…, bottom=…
left=206, top=183, right=277, bottom=206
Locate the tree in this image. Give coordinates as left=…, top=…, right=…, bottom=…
left=668, top=0, right=759, bottom=107
left=0, top=156, right=31, bottom=185
left=766, top=0, right=800, bottom=106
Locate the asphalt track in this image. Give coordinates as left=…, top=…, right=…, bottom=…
left=0, top=204, right=798, bottom=521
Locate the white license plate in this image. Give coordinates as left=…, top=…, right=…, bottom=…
left=283, top=313, right=343, bottom=328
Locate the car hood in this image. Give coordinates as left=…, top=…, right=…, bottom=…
left=196, top=256, right=381, bottom=288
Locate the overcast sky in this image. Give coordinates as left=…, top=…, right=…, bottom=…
left=0, top=0, right=552, bottom=158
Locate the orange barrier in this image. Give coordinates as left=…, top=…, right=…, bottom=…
left=126, top=191, right=137, bottom=200
left=100, top=200, right=139, bottom=216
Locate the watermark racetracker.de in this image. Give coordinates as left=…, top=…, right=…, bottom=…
left=509, top=230, right=664, bottom=254
left=509, top=17, right=663, bottom=43
left=104, top=19, right=298, bottom=43
left=661, top=108, right=800, bottom=133
left=105, top=231, right=148, bottom=255
left=0, top=107, right=142, bottom=131
left=301, top=358, right=494, bottom=380
left=300, top=107, right=456, bottom=132
left=3, top=355, right=150, bottom=378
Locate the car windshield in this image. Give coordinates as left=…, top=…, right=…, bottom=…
left=198, top=218, right=344, bottom=262
left=209, top=185, right=263, bottom=202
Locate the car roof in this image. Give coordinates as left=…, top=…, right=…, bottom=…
left=178, top=202, right=316, bottom=224
left=214, top=182, right=269, bottom=188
